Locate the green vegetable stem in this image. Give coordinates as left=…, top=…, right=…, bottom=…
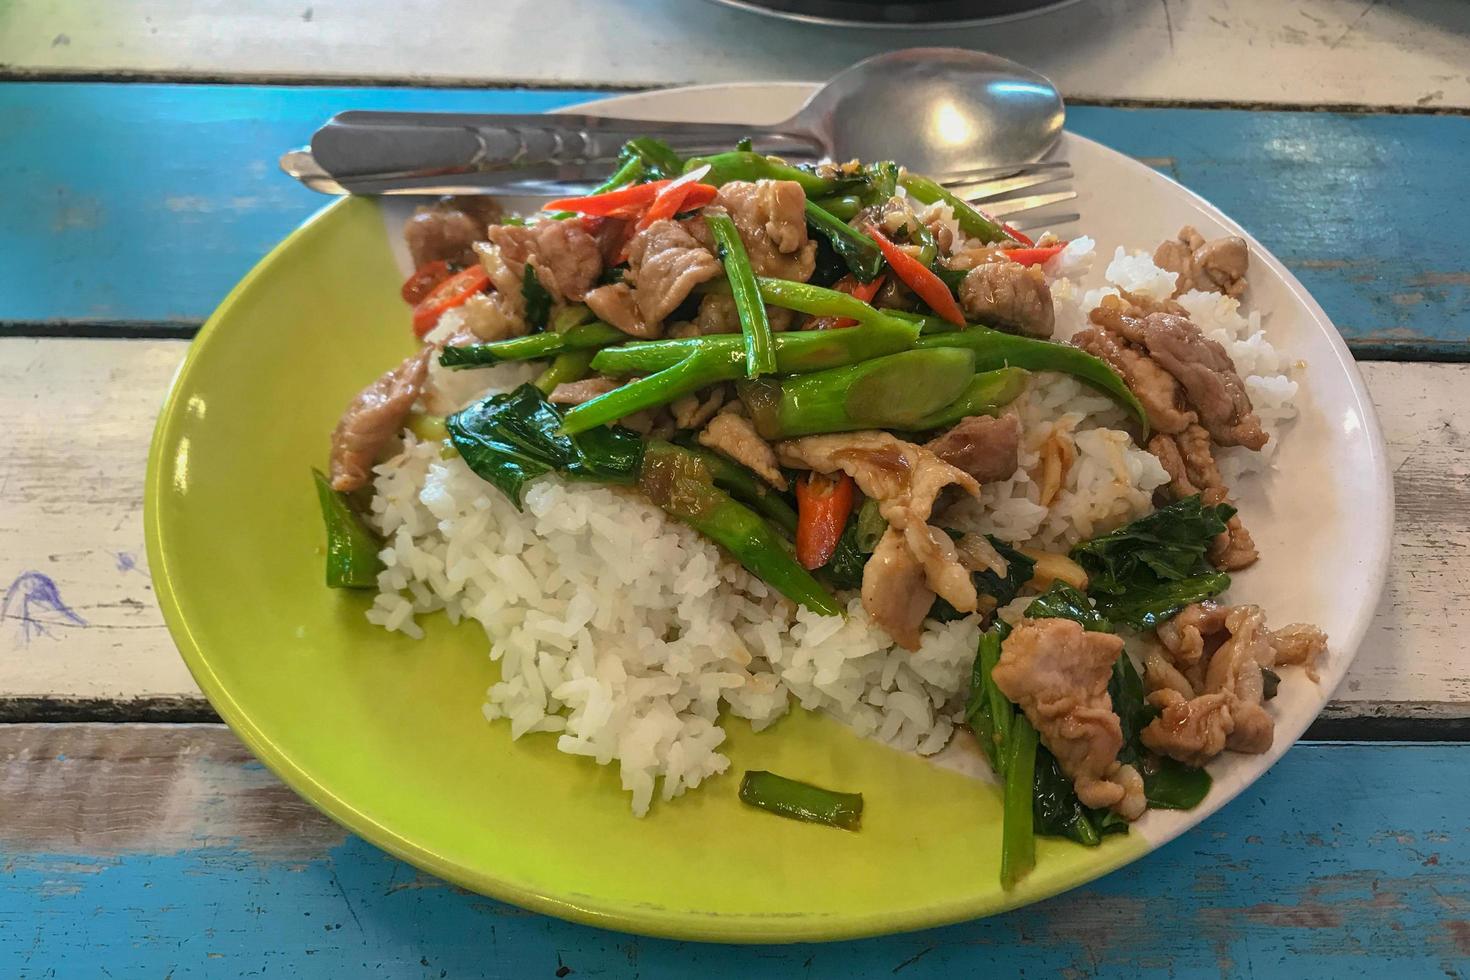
left=898, top=172, right=1019, bottom=245
left=439, top=321, right=625, bottom=368
left=639, top=442, right=839, bottom=616
left=706, top=212, right=777, bottom=378
left=804, top=199, right=884, bottom=282
left=737, top=348, right=976, bottom=440
left=738, top=770, right=863, bottom=830
left=901, top=368, right=1030, bottom=432
left=311, top=469, right=385, bottom=589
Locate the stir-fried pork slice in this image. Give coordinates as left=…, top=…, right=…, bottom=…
left=1153, top=225, right=1248, bottom=298
left=483, top=220, right=602, bottom=304
left=698, top=412, right=787, bottom=490
left=329, top=347, right=433, bottom=492
left=1148, top=423, right=1259, bottom=571
left=586, top=220, right=723, bottom=339
left=1141, top=602, right=1284, bottom=766
left=670, top=386, right=726, bottom=431
left=924, top=414, right=1021, bottom=484
left=958, top=261, right=1055, bottom=337
left=627, top=219, right=723, bottom=323
left=548, top=376, right=623, bottom=406
left=403, top=196, right=500, bottom=268
left=585, top=283, right=659, bottom=339
left=777, top=432, right=982, bottom=621
left=1093, top=302, right=1266, bottom=450
left=1073, top=319, right=1196, bottom=434
left=992, top=618, right=1145, bottom=817
left=693, top=293, right=797, bottom=334
left=467, top=220, right=602, bottom=343
left=693, top=180, right=817, bottom=282
left=861, top=527, right=936, bottom=651
left=1270, top=623, right=1328, bottom=672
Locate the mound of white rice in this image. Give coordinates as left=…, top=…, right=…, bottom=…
left=365, top=237, right=1302, bottom=814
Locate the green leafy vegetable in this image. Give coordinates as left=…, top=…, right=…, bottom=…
left=974, top=537, right=1037, bottom=609
left=672, top=442, right=798, bottom=533
left=618, top=137, right=684, bottom=181
left=640, top=442, right=839, bottom=616
left=447, top=384, right=643, bottom=508
left=522, top=265, right=552, bottom=331
left=438, top=321, right=624, bottom=368
left=804, top=199, right=884, bottom=282
left=739, top=770, right=863, bottom=830
left=311, top=469, right=385, bottom=589
left=1070, top=495, right=1236, bottom=628
left=1000, top=716, right=1039, bottom=888
left=1025, top=582, right=1110, bottom=631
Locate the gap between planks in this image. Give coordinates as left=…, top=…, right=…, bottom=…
left=1, top=339, right=1467, bottom=722
left=2, top=724, right=1469, bottom=979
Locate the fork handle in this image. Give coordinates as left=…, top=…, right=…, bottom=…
left=310, top=111, right=821, bottom=181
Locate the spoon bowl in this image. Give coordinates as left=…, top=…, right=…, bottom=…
left=786, top=48, right=1065, bottom=172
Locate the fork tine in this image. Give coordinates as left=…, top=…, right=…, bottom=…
left=1008, top=212, right=1080, bottom=233
left=975, top=190, right=1079, bottom=218
left=947, top=168, right=1072, bottom=202
left=934, top=160, right=1070, bottom=188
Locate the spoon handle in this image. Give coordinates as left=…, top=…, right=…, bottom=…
left=309, top=111, right=821, bottom=187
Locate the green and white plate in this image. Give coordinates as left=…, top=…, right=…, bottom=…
left=145, top=84, right=1392, bottom=942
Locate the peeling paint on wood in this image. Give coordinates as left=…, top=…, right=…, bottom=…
left=1, top=0, right=1467, bottom=109
left=0, top=728, right=1466, bottom=977
left=3, top=84, right=1470, bottom=356
left=3, top=342, right=1464, bottom=722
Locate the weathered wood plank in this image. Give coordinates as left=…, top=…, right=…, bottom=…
left=0, top=339, right=1464, bottom=724
left=1, top=725, right=1467, bottom=976
left=3, top=0, right=1469, bottom=110
left=6, top=84, right=1467, bottom=353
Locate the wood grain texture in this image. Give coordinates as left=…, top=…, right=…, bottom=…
left=6, top=84, right=1468, bottom=353
left=3, top=0, right=1469, bottom=109
left=2, top=724, right=1468, bottom=977
left=0, top=340, right=1465, bottom=722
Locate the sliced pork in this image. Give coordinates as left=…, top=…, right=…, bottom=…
left=992, top=618, right=1145, bottom=819
left=329, top=347, right=433, bottom=492
left=698, top=412, right=787, bottom=490
left=958, top=261, right=1055, bottom=337
left=693, top=180, right=816, bottom=282
left=924, top=414, right=1021, bottom=484
left=1153, top=225, right=1249, bottom=298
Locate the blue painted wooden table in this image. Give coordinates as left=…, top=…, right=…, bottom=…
left=3, top=77, right=1469, bottom=979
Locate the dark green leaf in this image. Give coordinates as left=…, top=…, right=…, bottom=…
left=1143, top=758, right=1212, bottom=810
left=1101, top=572, right=1232, bottom=630
left=522, top=264, right=552, bottom=332
left=734, top=136, right=754, bottom=152
left=618, top=137, right=683, bottom=180
left=974, top=536, right=1036, bottom=608
left=821, top=522, right=868, bottom=591
left=1032, top=746, right=1101, bottom=846
left=1262, top=666, right=1281, bottom=701
left=804, top=200, right=884, bottom=282
left=447, top=384, right=644, bottom=509
left=1026, top=581, right=1110, bottom=631
left=1072, top=495, right=1235, bottom=596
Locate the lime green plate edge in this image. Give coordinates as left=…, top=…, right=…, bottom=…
left=143, top=196, right=1150, bottom=944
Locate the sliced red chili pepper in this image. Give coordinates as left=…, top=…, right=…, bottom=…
left=865, top=223, right=967, bottom=326
left=807, top=274, right=887, bottom=330
left=400, top=259, right=452, bottom=305
left=543, top=180, right=672, bottom=217
left=795, top=472, right=856, bottom=570
left=1001, top=222, right=1035, bottom=247
left=1004, top=244, right=1067, bottom=267
left=410, top=265, right=490, bottom=338
left=637, top=182, right=717, bottom=230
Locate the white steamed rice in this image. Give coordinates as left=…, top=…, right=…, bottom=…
left=364, top=236, right=1303, bottom=814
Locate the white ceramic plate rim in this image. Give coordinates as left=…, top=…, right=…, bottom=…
left=563, top=82, right=1394, bottom=855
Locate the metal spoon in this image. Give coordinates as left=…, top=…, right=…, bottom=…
left=285, top=47, right=1064, bottom=196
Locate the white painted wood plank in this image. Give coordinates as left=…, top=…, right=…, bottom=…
left=3, top=0, right=1469, bottom=110
left=0, top=340, right=1464, bottom=715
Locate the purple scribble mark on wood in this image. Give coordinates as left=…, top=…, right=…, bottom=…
left=2, top=572, right=87, bottom=643
left=115, top=552, right=137, bottom=573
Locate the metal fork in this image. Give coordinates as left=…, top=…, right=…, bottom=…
left=282, top=146, right=1076, bottom=232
